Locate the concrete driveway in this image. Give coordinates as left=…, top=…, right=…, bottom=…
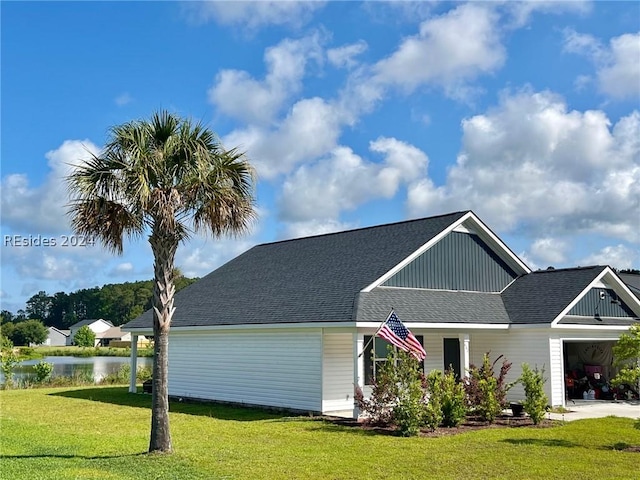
left=548, top=400, right=640, bottom=421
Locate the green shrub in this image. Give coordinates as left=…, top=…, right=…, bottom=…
left=517, top=363, right=548, bottom=425
left=355, top=348, right=427, bottom=436
left=0, top=348, right=19, bottom=388
left=436, top=369, right=467, bottom=427
left=33, top=361, right=54, bottom=383
left=423, top=371, right=444, bottom=430
left=388, top=352, right=426, bottom=436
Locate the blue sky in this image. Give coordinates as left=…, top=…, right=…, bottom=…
left=1, top=1, right=639, bottom=313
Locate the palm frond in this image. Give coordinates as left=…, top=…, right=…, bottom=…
left=67, top=198, right=144, bottom=254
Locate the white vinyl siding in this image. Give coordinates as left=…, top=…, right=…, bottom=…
left=168, top=329, right=323, bottom=412
left=470, top=329, right=553, bottom=403
left=322, top=332, right=354, bottom=417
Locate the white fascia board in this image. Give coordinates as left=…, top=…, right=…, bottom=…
left=553, top=323, right=636, bottom=331
left=122, top=328, right=154, bottom=335
left=355, top=321, right=509, bottom=330
left=550, top=268, right=607, bottom=326
left=551, top=266, right=640, bottom=326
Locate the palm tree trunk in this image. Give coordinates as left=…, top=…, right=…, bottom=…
left=148, top=232, right=178, bottom=454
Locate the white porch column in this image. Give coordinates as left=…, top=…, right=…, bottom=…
left=128, top=335, right=138, bottom=393
left=353, top=331, right=364, bottom=418
left=459, top=333, right=470, bottom=378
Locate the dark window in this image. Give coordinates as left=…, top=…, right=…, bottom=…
left=363, top=335, right=424, bottom=385
left=443, top=338, right=461, bottom=379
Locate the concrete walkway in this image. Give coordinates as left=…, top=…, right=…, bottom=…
left=548, top=400, right=640, bottom=421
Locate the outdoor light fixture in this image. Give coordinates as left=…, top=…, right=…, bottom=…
left=594, top=290, right=605, bottom=321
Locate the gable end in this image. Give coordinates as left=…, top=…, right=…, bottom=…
left=382, top=231, right=518, bottom=292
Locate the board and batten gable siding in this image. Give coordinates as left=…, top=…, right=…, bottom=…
left=321, top=332, right=355, bottom=417
left=383, top=232, right=518, bottom=292
left=168, top=329, right=323, bottom=412
left=568, top=288, right=636, bottom=317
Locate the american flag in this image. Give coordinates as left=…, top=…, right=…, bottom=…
left=376, top=311, right=426, bottom=361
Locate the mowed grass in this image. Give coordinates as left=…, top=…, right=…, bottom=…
left=1, top=387, right=639, bottom=480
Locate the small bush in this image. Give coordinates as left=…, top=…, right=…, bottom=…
left=423, top=371, right=444, bottom=430
left=434, top=370, right=467, bottom=427
left=0, top=348, right=19, bottom=388
left=33, top=361, right=54, bottom=383
left=464, top=353, right=512, bottom=423
left=517, top=363, right=548, bottom=425
left=355, top=348, right=427, bottom=436
left=388, top=352, right=426, bottom=436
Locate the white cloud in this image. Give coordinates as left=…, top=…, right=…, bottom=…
left=115, top=92, right=133, bottom=106
left=564, top=30, right=640, bottom=100
left=578, top=245, right=638, bottom=270
left=407, top=89, right=640, bottom=244
left=373, top=3, right=505, bottom=95
left=598, top=33, right=640, bottom=100
left=529, top=237, right=569, bottom=265
left=0, top=140, right=100, bottom=234
left=110, top=262, right=134, bottom=276
left=209, top=34, right=325, bottom=125
left=280, top=218, right=355, bottom=240
left=224, top=96, right=345, bottom=179
left=327, top=40, right=368, bottom=69
left=185, top=1, right=326, bottom=30
left=504, top=0, right=591, bottom=28
left=176, top=237, right=257, bottom=279
left=279, top=137, right=427, bottom=224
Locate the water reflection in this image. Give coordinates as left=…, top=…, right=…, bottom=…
left=2, top=356, right=153, bottom=383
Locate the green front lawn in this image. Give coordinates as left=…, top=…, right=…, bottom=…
left=1, top=386, right=638, bottom=480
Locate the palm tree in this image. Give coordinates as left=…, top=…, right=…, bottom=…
left=67, top=110, right=256, bottom=453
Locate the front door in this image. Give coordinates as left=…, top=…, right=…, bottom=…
left=443, top=338, right=461, bottom=379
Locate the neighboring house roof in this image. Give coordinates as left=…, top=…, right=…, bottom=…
left=48, top=326, right=70, bottom=337
left=96, top=326, right=128, bottom=339
left=501, top=266, right=606, bottom=324
left=126, top=211, right=469, bottom=329
left=69, top=318, right=113, bottom=329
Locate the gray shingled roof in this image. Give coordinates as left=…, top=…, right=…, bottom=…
left=355, top=287, right=510, bottom=324
left=620, top=273, right=640, bottom=299
left=501, top=266, right=606, bottom=324
left=125, top=211, right=468, bottom=329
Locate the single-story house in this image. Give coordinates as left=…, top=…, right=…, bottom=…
left=68, top=318, right=113, bottom=346
left=96, top=326, right=132, bottom=347
left=41, top=326, right=70, bottom=346
left=124, top=211, right=640, bottom=418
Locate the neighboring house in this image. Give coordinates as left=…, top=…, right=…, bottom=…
left=68, top=319, right=114, bottom=346
left=124, top=211, right=640, bottom=418
left=96, top=326, right=132, bottom=347
left=42, top=326, right=70, bottom=346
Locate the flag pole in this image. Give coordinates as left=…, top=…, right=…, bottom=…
left=357, top=307, right=395, bottom=358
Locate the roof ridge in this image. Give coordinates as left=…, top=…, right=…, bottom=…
left=256, top=211, right=470, bottom=247
left=530, top=265, right=607, bottom=274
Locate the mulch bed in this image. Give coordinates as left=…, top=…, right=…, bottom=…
left=330, top=414, right=557, bottom=437
left=327, top=415, right=640, bottom=452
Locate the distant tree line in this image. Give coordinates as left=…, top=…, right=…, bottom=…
left=0, top=273, right=197, bottom=333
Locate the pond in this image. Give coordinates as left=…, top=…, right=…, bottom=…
left=1, top=356, right=154, bottom=383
